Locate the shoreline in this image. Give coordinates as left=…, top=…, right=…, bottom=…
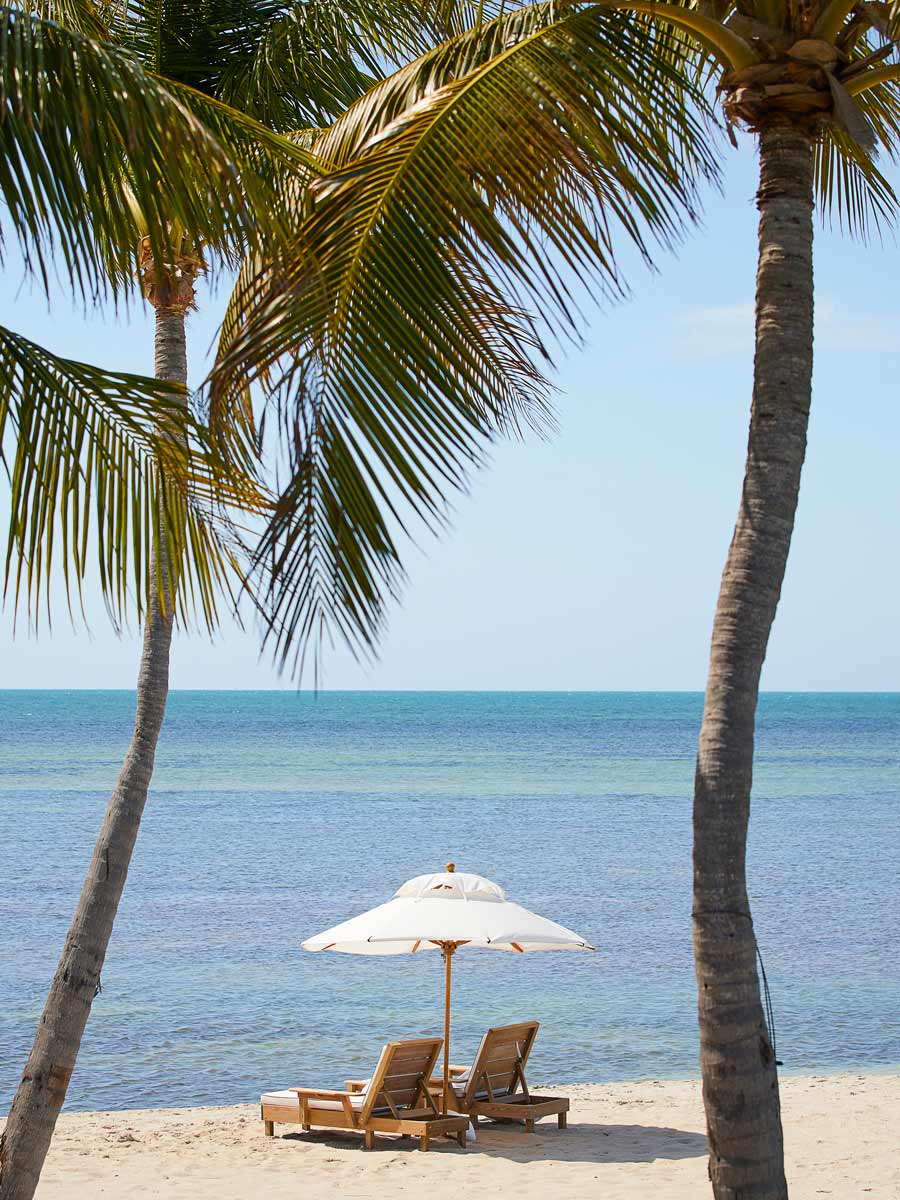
left=8, top=1073, right=898, bottom=1199
left=10, top=1061, right=899, bottom=1119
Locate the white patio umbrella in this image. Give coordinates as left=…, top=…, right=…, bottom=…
left=302, top=863, right=594, bottom=1113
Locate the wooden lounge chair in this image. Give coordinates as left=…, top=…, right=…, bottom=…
left=260, top=1037, right=469, bottom=1151
left=433, top=1020, right=569, bottom=1132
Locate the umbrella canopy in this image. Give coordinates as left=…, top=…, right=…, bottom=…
left=302, top=865, right=594, bottom=1114
left=302, top=867, right=592, bottom=954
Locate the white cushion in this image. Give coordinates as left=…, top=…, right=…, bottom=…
left=260, top=1089, right=366, bottom=1111
left=450, top=1060, right=474, bottom=1095
left=261, top=1089, right=299, bottom=1104
left=453, top=1084, right=493, bottom=1100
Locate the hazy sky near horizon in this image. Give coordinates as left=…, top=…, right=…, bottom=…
left=2, top=140, right=898, bottom=691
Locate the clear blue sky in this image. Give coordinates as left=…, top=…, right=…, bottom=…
left=2, top=141, right=898, bottom=690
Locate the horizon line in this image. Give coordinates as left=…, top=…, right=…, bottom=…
left=2, top=687, right=898, bottom=696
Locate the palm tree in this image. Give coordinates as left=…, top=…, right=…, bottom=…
left=0, top=10, right=317, bottom=1198
left=212, top=5, right=900, bottom=1195
left=0, top=7, right=301, bottom=629
left=1, top=4, right=552, bottom=1197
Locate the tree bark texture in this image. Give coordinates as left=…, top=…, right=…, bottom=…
left=0, top=306, right=188, bottom=1200
left=693, top=127, right=814, bottom=1200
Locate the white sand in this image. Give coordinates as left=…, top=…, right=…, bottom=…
left=13, top=1074, right=899, bottom=1199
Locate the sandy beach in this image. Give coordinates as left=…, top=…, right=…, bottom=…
left=11, top=1073, right=896, bottom=1199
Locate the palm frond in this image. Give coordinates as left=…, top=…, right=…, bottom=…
left=214, top=1, right=381, bottom=128
left=0, top=7, right=319, bottom=301
left=234, top=257, right=554, bottom=675
left=210, top=1, right=718, bottom=674
left=0, top=324, right=264, bottom=630
left=816, top=34, right=900, bottom=235
left=23, top=0, right=119, bottom=38
left=814, top=128, right=899, bottom=236
left=118, top=0, right=504, bottom=129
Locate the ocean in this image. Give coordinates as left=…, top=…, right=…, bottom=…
left=1, top=690, right=898, bottom=1113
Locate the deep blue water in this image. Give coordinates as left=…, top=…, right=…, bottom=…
left=1, top=690, right=898, bottom=1113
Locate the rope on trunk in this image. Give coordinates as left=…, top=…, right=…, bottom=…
left=756, top=942, right=782, bottom=1066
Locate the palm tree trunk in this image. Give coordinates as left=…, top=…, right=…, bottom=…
left=0, top=305, right=187, bottom=1200
left=693, top=126, right=814, bottom=1200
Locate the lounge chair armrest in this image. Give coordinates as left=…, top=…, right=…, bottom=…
left=344, top=1080, right=368, bottom=1092
left=291, top=1088, right=352, bottom=1101
left=290, top=1088, right=358, bottom=1123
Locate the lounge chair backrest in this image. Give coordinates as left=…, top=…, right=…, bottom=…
left=360, top=1037, right=443, bottom=1123
left=462, top=1020, right=539, bottom=1106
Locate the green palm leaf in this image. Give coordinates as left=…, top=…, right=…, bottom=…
left=0, top=324, right=264, bottom=629
left=211, top=1, right=718, bottom=672
left=115, top=0, right=500, bottom=129
left=0, top=7, right=319, bottom=299
left=21, top=0, right=119, bottom=38
left=814, top=130, right=898, bottom=235
left=813, top=32, right=900, bottom=235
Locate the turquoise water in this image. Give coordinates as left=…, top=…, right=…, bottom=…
left=1, top=690, right=898, bottom=1113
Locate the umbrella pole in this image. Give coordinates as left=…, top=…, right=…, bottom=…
left=442, top=943, right=455, bottom=1116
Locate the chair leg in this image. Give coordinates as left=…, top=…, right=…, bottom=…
left=470, top=1114, right=480, bottom=1129
left=364, top=1129, right=376, bottom=1151
left=525, top=1117, right=535, bottom=1133
left=302, top=1124, right=311, bottom=1132
left=419, top=1133, right=430, bottom=1152
left=558, top=1112, right=567, bottom=1130
left=263, top=1120, right=274, bottom=1137
left=457, top=1130, right=467, bottom=1149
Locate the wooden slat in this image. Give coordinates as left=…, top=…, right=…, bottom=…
left=388, top=1049, right=434, bottom=1068
left=370, top=1090, right=419, bottom=1107
left=484, top=1039, right=525, bottom=1059
left=471, top=1096, right=568, bottom=1121
left=260, top=1103, right=300, bottom=1123
left=487, top=1023, right=536, bottom=1040
left=367, top=1113, right=468, bottom=1136
left=381, top=1075, right=427, bottom=1094
left=260, top=1106, right=354, bottom=1131
left=485, top=1064, right=519, bottom=1076
left=388, top=1039, right=438, bottom=1056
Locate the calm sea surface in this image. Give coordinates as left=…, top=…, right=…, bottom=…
left=1, top=690, right=898, bottom=1113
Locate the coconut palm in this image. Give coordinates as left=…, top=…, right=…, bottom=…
left=212, top=5, right=900, bottom=1195
left=0, top=7, right=309, bottom=629
left=0, top=9, right=316, bottom=1198
left=1, top=4, right=557, bottom=1197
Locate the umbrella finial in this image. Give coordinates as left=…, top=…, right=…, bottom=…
left=446, top=861, right=455, bottom=873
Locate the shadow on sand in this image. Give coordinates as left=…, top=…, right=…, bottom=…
left=280, top=1121, right=707, bottom=1164
left=472, top=1121, right=708, bottom=1164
